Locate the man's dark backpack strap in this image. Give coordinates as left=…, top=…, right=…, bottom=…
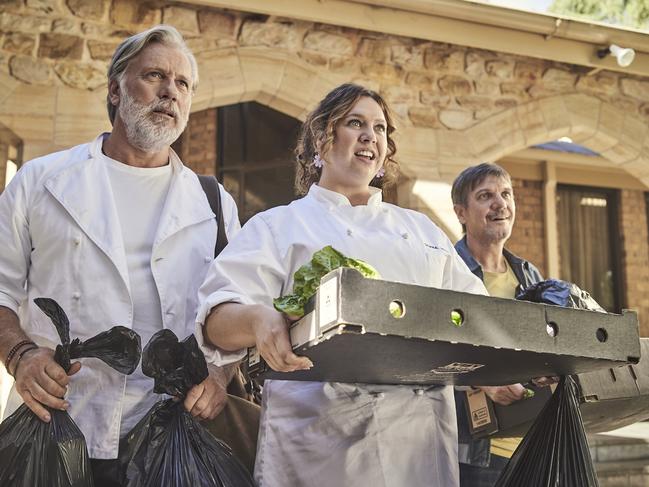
left=197, top=175, right=228, bottom=257
left=197, top=174, right=262, bottom=405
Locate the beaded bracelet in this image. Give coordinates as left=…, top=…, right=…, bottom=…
left=5, top=339, right=35, bottom=370
left=10, top=344, right=39, bottom=378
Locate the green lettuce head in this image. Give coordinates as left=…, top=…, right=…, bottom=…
left=273, top=246, right=380, bottom=317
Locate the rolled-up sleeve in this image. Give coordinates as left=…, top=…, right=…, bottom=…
left=195, top=213, right=287, bottom=366
left=0, top=169, right=32, bottom=314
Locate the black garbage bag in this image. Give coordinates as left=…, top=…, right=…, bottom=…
left=516, top=279, right=605, bottom=312
left=119, top=329, right=255, bottom=487
left=495, top=376, right=599, bottom=487
left=0, top=297, right=142, bottom=487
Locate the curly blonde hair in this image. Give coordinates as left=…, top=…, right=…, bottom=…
left=295, top=83, right=398, bottom=196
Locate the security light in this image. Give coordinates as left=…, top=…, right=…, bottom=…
left=597, top=44, right=636, bottom=68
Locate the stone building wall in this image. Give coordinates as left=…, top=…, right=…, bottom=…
left=1, top=0, right=649, bottom=180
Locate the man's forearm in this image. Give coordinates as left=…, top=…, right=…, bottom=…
left=0, top=305, right=31, bottom=366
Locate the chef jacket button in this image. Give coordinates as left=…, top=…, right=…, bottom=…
left=414, top=388, right=424, bottom=396
left=373, top=392, right=385, bottom=399
left=347, top=229, right=353, bottom=236
left=204, top=256, right=212, bottom=263
left=401, top=233, right=409, bottom=239
left=72, top=292, right=81, bottom=300
left=73, top=237, right=81, bottom=246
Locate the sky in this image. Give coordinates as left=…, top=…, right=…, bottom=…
left=467, top=0, right=554, bottom=14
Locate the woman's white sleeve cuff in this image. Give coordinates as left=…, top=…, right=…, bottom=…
left=195, top=291, right=252, bottom=366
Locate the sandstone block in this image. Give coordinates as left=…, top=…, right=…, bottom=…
left=240, top=20, right=299, bottom=50
left=541, top=68, right=576, bottom=91
left=0, top=0, right=22, bottom=11
left=457, top=95, right=492, bottom=111
left=500, top=82, right=531, bottom=100
left=640, top=103, right=649, bottom=119
left=620, top=78, right=649, bottom=101
left=304, top=30, right=353, bottom=57
left=81, top=23, right=132, bottom=39
left=486, top=109, right=525, bottom=151
left=391, top=44, right=424, bottom=68
left=54, top=61, right=106, bottom=90
left=162, top=6, right=199, bottom=34
left=408, top=106, right=441, bottom=128
left=0, top=13, right=51, bottom=33
left=382, top=85, right=414, bottom=104
left=67, top=0, right=107, bottom=20
left=516, top=101, right=547, bottom=145
left=563, top=93, right=600, bottom=139
left=405, top=72, right=435, bottom=88
left=3, top=32, right=36, bottom=56
left=26, top=0, right=61, bottom=14
left=88, top=40, right=121, bottom=60
left=419, top=91, right=450, bottom=107
left=609, top=96, right=639, bottom=115
left=475, top=79, right=500, bottom=95
left=198, top=10, right=238, bottom=38
left=576, top=73, right=619, bottom=97
left=38, top=33, right=84, bottom=60
left=486, top=60, right=514, bottom=79
left=438, top=75, right=472, bottom=95
left=357, top=37, right=392, bottom=63
left=388, top=102, right=409, bottom=122
left=439, top=108, right=473, bottom=129
left=494, top=98, right=518, bottom=110
left=52, top=18, right=80, bottom=34
left=424, top=48, right=464, bottom=72
left=465, top=51, right=487, bottom=78
left=514, top=61, right=543, bottom=85
left=9, top=55, right=52, bottom=84
left=536, top=96, right=572, bottom=140
left=110, top=0, right=161, bottom=27
left=298, top=51, right=329, bottom=66
left=360, top=62, right=403, bottom=81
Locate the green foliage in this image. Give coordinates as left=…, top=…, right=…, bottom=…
left=549, top=0, right=649, bottom=30
left=273, top=246, right=380, bottom=317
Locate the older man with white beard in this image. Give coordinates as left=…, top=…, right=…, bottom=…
left=0, top=25, right=240, bottom=486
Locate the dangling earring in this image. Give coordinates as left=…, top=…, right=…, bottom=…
left=375, top=167, right=385, bottom=178
left=312, top=153, right=323, bottom=168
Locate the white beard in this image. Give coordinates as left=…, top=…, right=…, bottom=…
left=118, top=86, right=189, bottom=153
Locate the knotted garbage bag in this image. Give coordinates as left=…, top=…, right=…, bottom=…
left=494, top=281, right=605, bottom=486
left=0, top=297, right=141, bottom=487
left=495, top=376, right=599, bottom=487
left=119, top=329, right=255, bottom=487
left=516, top=279, right=605, bottom=312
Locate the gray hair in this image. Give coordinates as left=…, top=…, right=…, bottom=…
left=106, top=24, right=199, bottom=125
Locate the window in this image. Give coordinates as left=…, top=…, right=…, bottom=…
left=217, top=102, right=300, bottom=223
left=557, top=185, right=623, bottom=312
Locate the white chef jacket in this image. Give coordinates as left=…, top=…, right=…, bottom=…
left=197, top=184, right=487, bottom=487
left=0, top=133, right=240, bottom=459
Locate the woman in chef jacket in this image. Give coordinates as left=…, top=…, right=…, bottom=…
left=196, top=83, right=487, bottom=487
